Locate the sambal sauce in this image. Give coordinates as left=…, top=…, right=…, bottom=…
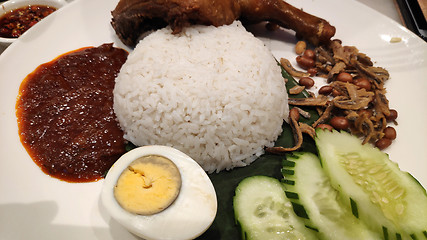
left=16, top=44, right=128, bottom=183
left=0, top=5, right=56, bottom=38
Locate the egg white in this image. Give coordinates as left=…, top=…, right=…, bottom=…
left=101, top=145, right=218, bottom=240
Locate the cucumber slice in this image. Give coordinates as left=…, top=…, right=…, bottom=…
left=233, top=175, right=318, bottom=240
left=283, top=152, right=380, bottom=240
left=315, top=129, right=427, bottom=240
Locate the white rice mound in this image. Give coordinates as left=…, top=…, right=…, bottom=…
left=113, top=21, right=289, bottom=173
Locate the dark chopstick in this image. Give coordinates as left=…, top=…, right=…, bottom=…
left=395, top=0, right=427, bottom=41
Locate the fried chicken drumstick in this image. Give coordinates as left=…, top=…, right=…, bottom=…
left=111, top=0, right=336, bottom=47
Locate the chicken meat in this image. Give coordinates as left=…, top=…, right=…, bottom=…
left=111, top=0, right=336, bottom=47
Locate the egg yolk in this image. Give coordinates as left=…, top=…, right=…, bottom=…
left=114, top=155, right=182, bottom=215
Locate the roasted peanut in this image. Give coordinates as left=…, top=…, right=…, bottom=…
left=296, top=55, right=315, bottom=69
left=295, top=41, right=306, bottom=55
left=375, top=138, right=392, bottom=150
left=353, top=78, right=371, bottom=91
left=299, top=77, right=315, bottom=88
left=383, top=126, right=397, bottom=140
left=386, top=109, right=398, bottom=121
left=336, top=72, right=353, bottom=83
left=318, top=85, right=333, bottom=95
left=330, top=116, right=349, bottom=130
left=307, top=68, right=318, bottom=76
left=303, top=49, right=315, bottom=60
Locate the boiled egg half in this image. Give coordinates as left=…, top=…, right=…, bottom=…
left=101, top=145, right=217, bottom=240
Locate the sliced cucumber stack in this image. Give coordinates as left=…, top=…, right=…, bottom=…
left=315, top=129, right=427, bottom=240
left=233, top=175, right=318, bottom=240
left=283, top=152, right=380, bottom=240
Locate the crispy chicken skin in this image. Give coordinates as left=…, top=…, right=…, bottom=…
left=111, top=0, right=335, bottom=47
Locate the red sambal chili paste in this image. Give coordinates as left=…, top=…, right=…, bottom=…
left=16, top=43, right=129, bottom=183
left=0, top=5, right=56, bottom=38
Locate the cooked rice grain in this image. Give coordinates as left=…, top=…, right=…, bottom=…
left=113, top=21, right=288, bottom=172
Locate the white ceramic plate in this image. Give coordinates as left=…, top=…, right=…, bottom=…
left=0, top=0, right=426, bottom=239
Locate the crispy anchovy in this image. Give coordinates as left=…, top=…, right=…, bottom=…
left=299, top=122, right=316, bottom=139
left=280, top=58, right=310, bottom=78
left=266, top=109, right=303, bottom=153
left=288, top=95, right=329, bottom=106
left=312, top=102, right=334, bottom=127
left=294, top=107, right=311, bottom=119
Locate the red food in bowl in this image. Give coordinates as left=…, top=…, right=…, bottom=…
left=0, top=5, right=56, bottom=38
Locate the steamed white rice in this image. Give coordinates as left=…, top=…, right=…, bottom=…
left=113, top=21, right=288, bottom=173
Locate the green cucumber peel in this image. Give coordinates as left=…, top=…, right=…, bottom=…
left=315, top=129, right=427, bottom=240
left=283, top=152, right=380, bottom=240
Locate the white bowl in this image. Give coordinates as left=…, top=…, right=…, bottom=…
left=0, top=0, right=67, bottom=47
